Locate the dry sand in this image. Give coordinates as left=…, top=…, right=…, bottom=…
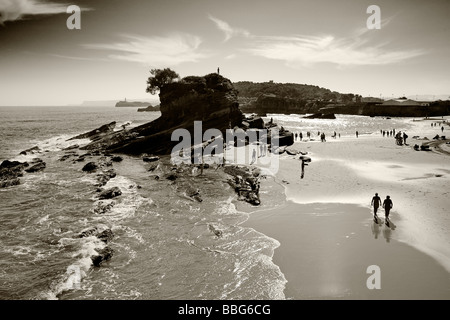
left=239, top=117, right=450, bottom=299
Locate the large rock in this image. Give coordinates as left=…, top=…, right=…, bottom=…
left=91, top=247, right=114, bottom=267
left=82, top=162, right=98, bottom=172
left=69, top=122, right=116, bottom=141
left=19, top=146, right=40, bottom=155
left=24, top=159, right=46, bottom=173
left=0, top=160, right=29, bottom=188
left=98, top=187, right=122, bottom=200
left=77, top=73, right=244, bottom=156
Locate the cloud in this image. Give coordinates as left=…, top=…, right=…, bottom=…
left=208, top=15, right=250, bottom=42
left=84, top=33, right=209, bottom=66
left=0, top=0, right=84, bottom=23
left=245, top=34, right=426, bottom=68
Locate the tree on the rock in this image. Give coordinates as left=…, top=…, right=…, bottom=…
left=146, top=68, right=180, bottom=94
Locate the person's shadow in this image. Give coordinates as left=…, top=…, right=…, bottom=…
left=371, top=220, right=381, bottom=239
left=383, top=225, right=392, bottom=243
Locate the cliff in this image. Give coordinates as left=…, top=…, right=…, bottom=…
left=78, top=73, right=245, bottom=155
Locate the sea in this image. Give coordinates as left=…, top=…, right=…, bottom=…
left=0, top=106, right=413, bottom=300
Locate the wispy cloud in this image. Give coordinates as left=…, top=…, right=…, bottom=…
left=208, top=15, right=250, bottom=42
left=0, top=0, right=88, bottom=24
left=245, top=34, right=426, bottom=68
left=84, top=33, right=209, bottom=66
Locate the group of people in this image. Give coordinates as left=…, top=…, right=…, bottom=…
left=294, top=131, right=341, bottom=142
left=381, top=129, right=396, bottom=137
left=430, top=122, right=445, bottom=133
left=371, top=193, right=393, bottom=224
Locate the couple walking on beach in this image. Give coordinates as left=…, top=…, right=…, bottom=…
left=371, top=193, right=393, bottom=224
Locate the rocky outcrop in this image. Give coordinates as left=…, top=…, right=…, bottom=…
left=24, top=159, right=46, bottom=173
left=82, top=162, right=98, bottom=172
left=0, top=160, right=27, bottom=188
left=73, top=74, right=244, bottom=156
left=68, top=122, right=117, bottom=141
left=224, top=165, right=261, bottom=206
left=98, top=187, right=122, bottom=200
left=20, top=146, right=40, bottom=155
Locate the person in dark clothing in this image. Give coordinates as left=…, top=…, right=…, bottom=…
left=383, top=195, right=393, bottom=220
left=371, top=193, right=382, bottom=221
left=403, top=132, right=408, bottom=145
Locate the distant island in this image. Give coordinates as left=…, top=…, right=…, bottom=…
left=115, top=98, right=151, bottom=107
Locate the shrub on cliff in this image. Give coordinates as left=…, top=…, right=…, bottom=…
left=146, top=68, right=180, bottom=94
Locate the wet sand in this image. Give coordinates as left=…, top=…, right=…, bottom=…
left=243, top=201, right=450, bottom=299
left=238, top=117, right=450, bottom=299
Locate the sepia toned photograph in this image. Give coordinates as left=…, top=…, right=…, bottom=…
left=0, top=0, right=449, bottom=304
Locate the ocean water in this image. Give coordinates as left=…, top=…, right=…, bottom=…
left=0, top=107, right=412, bottom=300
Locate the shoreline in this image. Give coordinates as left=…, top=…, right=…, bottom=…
left=239, top=116, right=450, bottom=299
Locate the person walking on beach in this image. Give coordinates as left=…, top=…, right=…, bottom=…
left=300, top=158, right=307, bottom=179
left=383, top=195, right=393, bottom=220
left=299, top=132, right=303, bottom=141
left=442, top=126, right=444, bottom=132
left=403, top=132, right=408, bottom=145
left=371, top=193, right=382, bottom=222
left=356, top=131, right=359, bottom=138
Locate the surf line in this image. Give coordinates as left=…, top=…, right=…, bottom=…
left=178, top=304, right=212, bottom=317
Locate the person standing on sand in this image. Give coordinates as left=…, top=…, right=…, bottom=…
left=356, top=131, right=359, bottom=138
left=442, top=126, right=444, bottom=132
left=383, top=195, right=393, bottom=220
left=371, top=193, right=382, bottom=221
left=403, top=132, right=408, bottom=145
left=300, top=159, right=307, bottom=179
left=299, top=132, right=303, bottom=141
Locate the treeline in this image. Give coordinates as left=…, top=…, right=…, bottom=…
left=233, top=81, right=356, bottom=103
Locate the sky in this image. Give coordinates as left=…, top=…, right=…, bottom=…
left=0, top=0, right=449, bottom=106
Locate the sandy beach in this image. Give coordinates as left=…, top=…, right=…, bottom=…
left=240, top=117, right=450, bottom=299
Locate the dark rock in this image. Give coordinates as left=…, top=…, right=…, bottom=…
left=91, top=247, right=114, bottom=267
left=111, top=156, right=123, bottom=162
left=63, top=144, right=79, bottom=151
left=165, top=173, right=178, bottom=181
left=76, top=156, right=85, bottom=162
left=96, top=229, right=114, bottom=243
left=208, top=224, right=223, bottom=238
left=186, top=186, right=202, bottom=202
left=303, top=113, right=336, bottom=119
left=68, top=122, right=117, bottom=141
left=0, top=160, right=29, bottom=188
left=59, top=154, right=73, bottom=161
left=82, top=162, right=98, bottom=172
left=93, top=201, right=115, bottom=214
left=143, top=156, right=160, bottom=162
left=0, top=178, right=21, bottom=188
left=78, top=226, right=99, bottom=238
left=1, top=160, right=28, bottom=170
left=224, top=165, right=261, bottom=206
left=19, top=146, right=40, bottom=155
left=24, top=160, right=46, bottom=173
left=242, top=116, right=265, bottom=129
left=98, top=187, right=122, bottom=200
